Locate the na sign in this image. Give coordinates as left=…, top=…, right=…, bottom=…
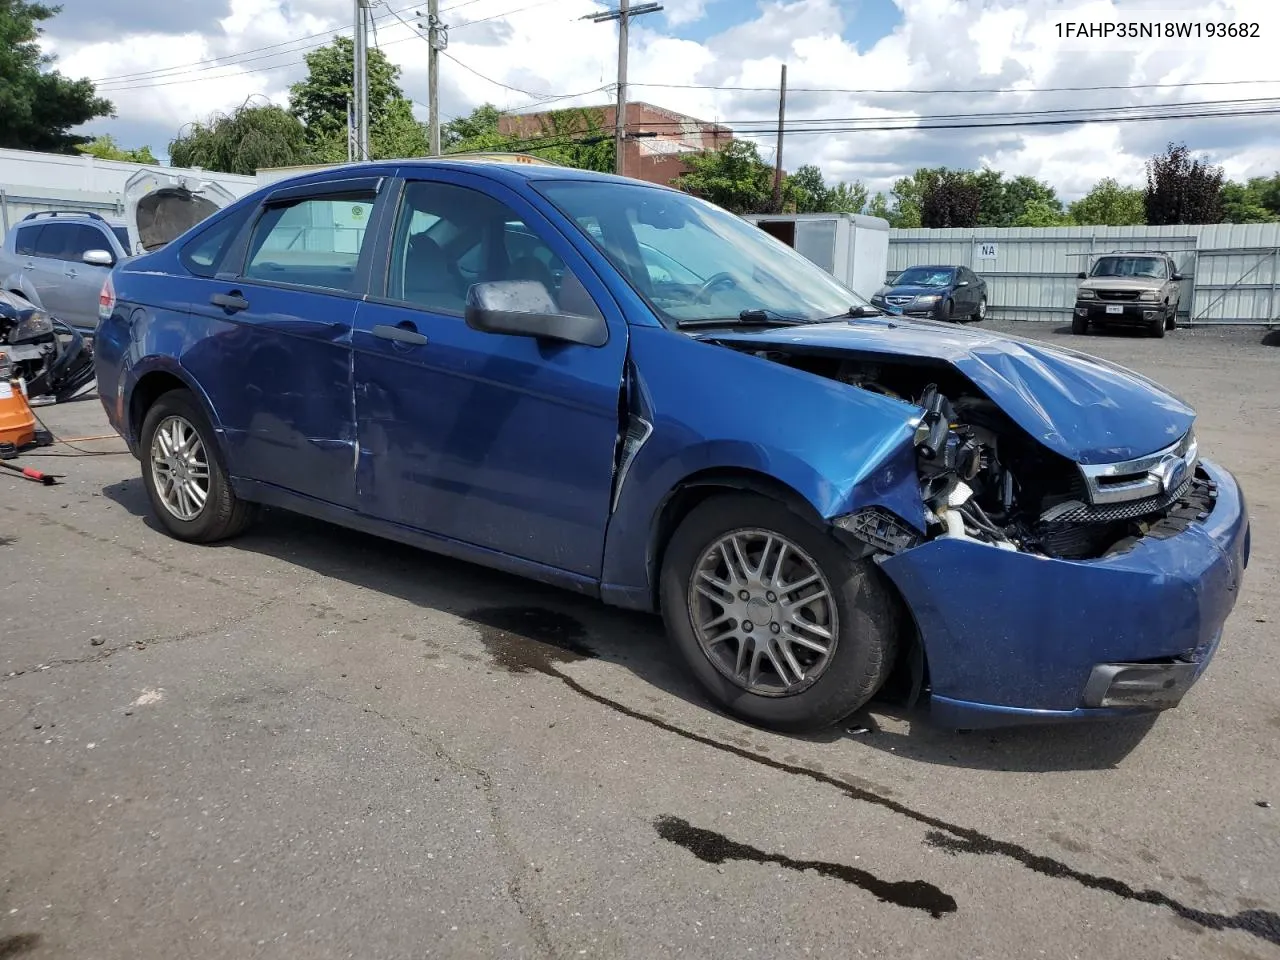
left=975, top=242, right=998, bottom=260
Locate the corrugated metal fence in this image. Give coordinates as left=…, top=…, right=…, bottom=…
left=887, top=223, right=1280, bottom=325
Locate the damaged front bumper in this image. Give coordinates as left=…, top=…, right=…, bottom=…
left=876, top=459, right=1250, bottom=729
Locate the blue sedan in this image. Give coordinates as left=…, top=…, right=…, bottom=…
left=93, top=160, right=1250, bottom=731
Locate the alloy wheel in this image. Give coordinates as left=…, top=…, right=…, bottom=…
left=688, top=529, right=839, bottom=696
left=149, top=415, right=211, bottom=522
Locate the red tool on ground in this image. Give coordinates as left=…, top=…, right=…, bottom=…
left=0, top=460, right=61, bottom=485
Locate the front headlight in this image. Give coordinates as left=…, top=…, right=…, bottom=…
left=916, top=294, right=941, bottom=304
left=1139, top=290, right=1158, bottom=301
left=1077, top=289, right=1096, bottom=300
left=11, top=310, right=54, bottom=343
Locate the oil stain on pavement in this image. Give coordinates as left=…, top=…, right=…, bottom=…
left=0, top=933, right=42, bottom=959
left=656, top=815, right=957, bottom=918
left=470, top=606, right=1280, bottom=948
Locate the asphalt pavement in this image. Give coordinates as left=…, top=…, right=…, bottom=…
left=2, top=319, right=1278, bottom=960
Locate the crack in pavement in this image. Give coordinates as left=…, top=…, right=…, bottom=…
left=316, top=693, right=558, bottom=958
left=471, top=620, right=1280, bottom=949
left=2, top=590, right=304, bottom=684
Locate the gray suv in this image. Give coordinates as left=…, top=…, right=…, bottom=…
left=0, top=211, right=132, bottom=332
left=1072, top=251, right=1184, bottom=339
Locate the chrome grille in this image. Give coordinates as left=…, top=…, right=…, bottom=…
left=1096, top=290, right=1141, bottom=301
left=1044, top=429, right=1199, bottom=525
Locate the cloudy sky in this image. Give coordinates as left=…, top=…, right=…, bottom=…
left=40, top=0, right=1280, bottom=199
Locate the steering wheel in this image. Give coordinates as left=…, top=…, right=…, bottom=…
left=694, top=271, right=739, bottom=303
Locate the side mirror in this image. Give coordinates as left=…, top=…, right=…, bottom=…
left=1077, top=271, right=1087, bottom=280
left=1171, top=272, right=1184, bottom=281
left=83, top=249, right=115, bottom=267
left=465, top=280, right=607, bottom=348
left=956, top=280, right=969, bottom=286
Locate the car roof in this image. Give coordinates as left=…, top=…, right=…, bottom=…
left=260, top=158, right=677, bottom=195
left=18, top=213, right=127, bottom=227
left=905, top=264, right=961, bottom=270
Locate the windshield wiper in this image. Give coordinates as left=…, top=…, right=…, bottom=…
left=676, top=309, right=809, bottom=328
left=819, top=304, right=889, bottom=321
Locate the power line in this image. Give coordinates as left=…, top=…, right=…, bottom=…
left=563, top=94, right=1280, bottom=131
left=490, top=101, right=1280, bottom=153
left=91, top=9, right=403, bottom=86
left=630, top=77, right=1280, bottom=96
left=452, top=0, right=566, bottom=28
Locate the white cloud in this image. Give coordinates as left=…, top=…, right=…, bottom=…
left=40, top=0, right=1280, bottom=200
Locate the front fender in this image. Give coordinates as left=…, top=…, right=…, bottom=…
left=599, top=325, right=926, bottom=609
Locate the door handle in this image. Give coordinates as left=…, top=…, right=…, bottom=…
left=65, top=269, right=78, bottom=278
left=211, top=292, right=250, bottom=312
left=372, top=323, right=428, bottom=346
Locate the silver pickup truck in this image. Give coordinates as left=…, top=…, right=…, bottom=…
left=0, top=170, right=234, bottom=331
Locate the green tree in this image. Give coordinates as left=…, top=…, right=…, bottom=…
left=865, top=192, right=893, bottom=223
left=972, top=168, right=1013, bottom=226
left=673, top=139, right=774, bottom=214
left=0, top=1, right=113, bottom=152
left=1219, top=176, right=1280, bottom=223
left=505, top=106, right=615, bottom=172
left=921, top=169, right=980, bottom=228
left=288, top=36, right=426, bottom=160
left=1066, top=178, right=1146, bottom=225
left=1014, top=198, right=1067, bottom=227
left=77, top=134, right=157, bottom=163
left=443, top=104, right=506, bottom=151
left=784, top=164, right=828, bottom=213
left=169, top=102, right=314, bottom=175
left=1145, top=142, right=1223, bottom=225
left=826, top=180, right=868, bottom=214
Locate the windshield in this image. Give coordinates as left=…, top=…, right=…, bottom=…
left=893, top=266, right=954, bottom=287
left=535, top=181, right=869, bottom=325
left=1091, top=256, right=1167, bottom=279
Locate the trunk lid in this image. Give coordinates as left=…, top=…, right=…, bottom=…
left=124, top=169, right=236, bottom=255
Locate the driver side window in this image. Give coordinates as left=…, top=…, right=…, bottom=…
left=386, top=181, right=603, bottom=321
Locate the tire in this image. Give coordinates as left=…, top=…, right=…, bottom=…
left=970, top=297, right=987, bottom=322
left=1148, top=314, right=1166, bottom=339
left=936, top=298, right=954, bottom=322
left=1071, top=313, right=1089, bottom=335
left=1165, top=306, right=1177, bottom=330
left=139, top=390, right=257, bottom=543
left=659, top=493, right=899, bottom=732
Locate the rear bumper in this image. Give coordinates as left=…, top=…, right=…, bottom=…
left=880, top=459, right=1249, bottom=729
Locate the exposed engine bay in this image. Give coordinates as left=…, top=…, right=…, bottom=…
left=732, top=346, right=1211, bottom=560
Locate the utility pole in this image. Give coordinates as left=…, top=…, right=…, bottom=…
left=353, top=0, right=371, bottom=160
left=583, top=1, right=663, bottom=178
left=418, top=0, right=448, bottom=155
left=771, top=63, right=787, bottom=212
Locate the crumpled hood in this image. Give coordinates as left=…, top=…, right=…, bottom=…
left=702, top=316, right=1194, bottom=465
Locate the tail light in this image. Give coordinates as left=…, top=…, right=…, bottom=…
left=98, top=275, right=116, bottom=322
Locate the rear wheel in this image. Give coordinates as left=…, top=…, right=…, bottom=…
left=1071, top=313, right=1089, bottom=335
left=660, top=494, right=898, bottom=732
left=140, top=391, right=257, bottom=543
left=971, top=297, right=987, bottom=322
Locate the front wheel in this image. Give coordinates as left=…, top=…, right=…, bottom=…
left=140, top=390, right=257, bottom=543
left=1071, top=313, right=1089, bottom=335
left=660, top=494, right=899, bottom=732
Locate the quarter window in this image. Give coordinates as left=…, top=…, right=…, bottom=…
left=244, top=193, right=376, bottom=292
left=181, top=208, right=251, bottom=278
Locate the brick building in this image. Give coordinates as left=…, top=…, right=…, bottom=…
left=498, top=101, right=734, bottom=185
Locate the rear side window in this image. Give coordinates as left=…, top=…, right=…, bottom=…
left=180, top=208, right=251, bottom=278
left=67, top=225, right=113, bottom=260
left=13, top=225, right=42, bottom=256
left=244, top=193, right=375, bottom=292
